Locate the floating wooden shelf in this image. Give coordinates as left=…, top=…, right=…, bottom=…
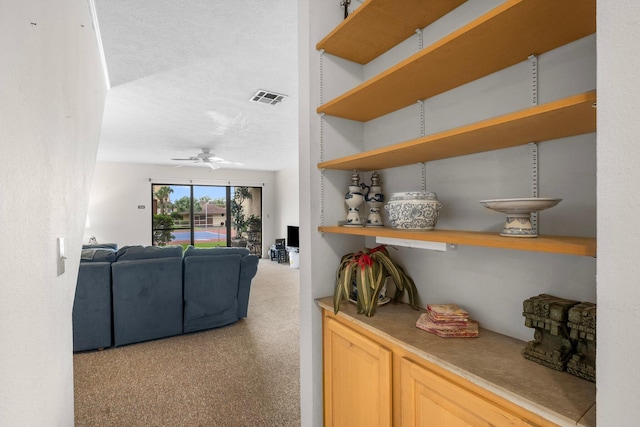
left=316, top=0, right=467, bottom=65
left=317, top=0, right=596, bottom=122
left=318, top=226, right=596, bottom=257
left=318, top=91, right=596, bottom=171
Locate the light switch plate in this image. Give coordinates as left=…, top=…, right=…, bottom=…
left=57, top=237, right=65, bottom=276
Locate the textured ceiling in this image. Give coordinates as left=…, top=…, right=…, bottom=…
left=94, top=0, right=299, bottom=171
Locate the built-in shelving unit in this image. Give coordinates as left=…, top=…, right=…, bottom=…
left=316, top=0, right=597, bottom=257
left=312, top=2, right=598, bottom=424
left=316, top=0, right=467, bottom=65
left=318, top=226, right=596, bottom=257
left=318, top=90, right=596, bottom=171
left=317, top=0, right=596, bottom=122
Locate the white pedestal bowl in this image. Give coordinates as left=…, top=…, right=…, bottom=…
left=480, top=198, right=562, bottom=238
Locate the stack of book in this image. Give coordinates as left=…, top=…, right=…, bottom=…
left=415, top=304, right=479, bottom=338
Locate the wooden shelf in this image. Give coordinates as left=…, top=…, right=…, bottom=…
left=316, top=0, right=466, bottom=65
left=317, top=0, right=596, bottom=122
left=318, top=226, right=596, bottom=257
left=318, top=91, right=596, bottom=171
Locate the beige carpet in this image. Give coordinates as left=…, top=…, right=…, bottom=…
left=73, top=259, right=300, bottom=426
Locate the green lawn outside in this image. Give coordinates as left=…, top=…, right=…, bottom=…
left=179, top=241, right=228, bottom=250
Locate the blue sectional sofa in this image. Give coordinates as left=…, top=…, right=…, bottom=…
left=111, top=245, right=185, bottom=347
left=72, top=246, right=117, bottom=351
left=71, top=245, right=259, bottom=351
left=183, top=247, right=259, bottom=333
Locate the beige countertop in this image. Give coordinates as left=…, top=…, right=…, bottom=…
left=317, top=297, right=596, bottom=427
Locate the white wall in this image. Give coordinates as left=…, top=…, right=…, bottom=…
left=0, top=1, right=107, bottom=425
left=275, top=166, right=300, bottom=238
left=300, top=1, right=600, bottom=425
left=596, top=0, right=640, bottom=424
left=86, top=161, right=277, bottom=257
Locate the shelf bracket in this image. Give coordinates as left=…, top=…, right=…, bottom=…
left=529, top=142, right=539, bottom=234
left=528, top=54, right=538, bottom=106
left=528, top=54, right=539, bottom=234
left=417, top=99, right=426, bottom=192
left=319, top=50, right=326, bottom=227
left=340, top=0, right=351, bottom=20
left=415, top=28, right=423, bottom=51
left=319, top=49, right=325, bottom=105
left=417, top=99, right=425, bottom=137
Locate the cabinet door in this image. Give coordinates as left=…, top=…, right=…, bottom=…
left=400, top=357, right=537, bottom=427
left=324, top=317, right=392, bottom=427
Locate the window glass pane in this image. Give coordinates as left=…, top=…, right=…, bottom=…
left=192, top=186, right=228, bottom=248
left=231, top=186, right=262, bottom=255
left=152, top=184, right=190, bottom=247
left=151, top=183, right=261, bottom=255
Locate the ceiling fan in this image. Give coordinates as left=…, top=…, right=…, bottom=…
left=171, top=148, right=243, bottom=170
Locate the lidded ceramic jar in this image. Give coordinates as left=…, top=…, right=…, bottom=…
left=384, top=191, right=442, bottom=230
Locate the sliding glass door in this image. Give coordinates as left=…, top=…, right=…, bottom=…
left=151, top=184, right=262, bottom=255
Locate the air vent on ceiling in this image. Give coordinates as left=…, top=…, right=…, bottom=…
left=249, top=90, right=287, bottom=105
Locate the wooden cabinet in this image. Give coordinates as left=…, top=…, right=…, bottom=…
left=315, top=0, right=597, bottom=257
left=323, top=317, right=392, bottom=427
left=320, top=302, right=595, bottom=426
left=400, top=357, right=548, bottom=427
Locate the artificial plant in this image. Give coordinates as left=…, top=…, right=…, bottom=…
left=334, top=245, right=419, bottom=317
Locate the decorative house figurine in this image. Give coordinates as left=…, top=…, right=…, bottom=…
left=566, top=302, right=596, bottom=382
left=365, top=171, right=384, bottom=227
left=522, top=294, right=578, bottom=371
left=344, top=170, right=365, bottom=227
left=522, top=294, right=597, bottom=382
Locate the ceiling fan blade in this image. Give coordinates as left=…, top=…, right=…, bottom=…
left=216, top=160, right=244, bottom=166
left=172, top=149, right=241, bottom=168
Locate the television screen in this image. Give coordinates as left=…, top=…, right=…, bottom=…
left=287, top=226, right=299, bottom=248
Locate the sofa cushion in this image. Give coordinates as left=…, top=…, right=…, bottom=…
left=81, top=248, right=117, bottom=263
left=183, top=246, right=249, bottom=258
left=111, top=256, right=184, bottom=346
left=82, top=243, right=118, bottom=250
left=183, top=253, right=242, bottom=333
left=116, top=245, right=183, bottom=261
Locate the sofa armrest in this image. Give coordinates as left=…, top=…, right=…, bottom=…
left=183, top=253, right=243, bottom=333
left=73, top=262, right=113, bottom=351
left=238, top=254, right=259, bottom=318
